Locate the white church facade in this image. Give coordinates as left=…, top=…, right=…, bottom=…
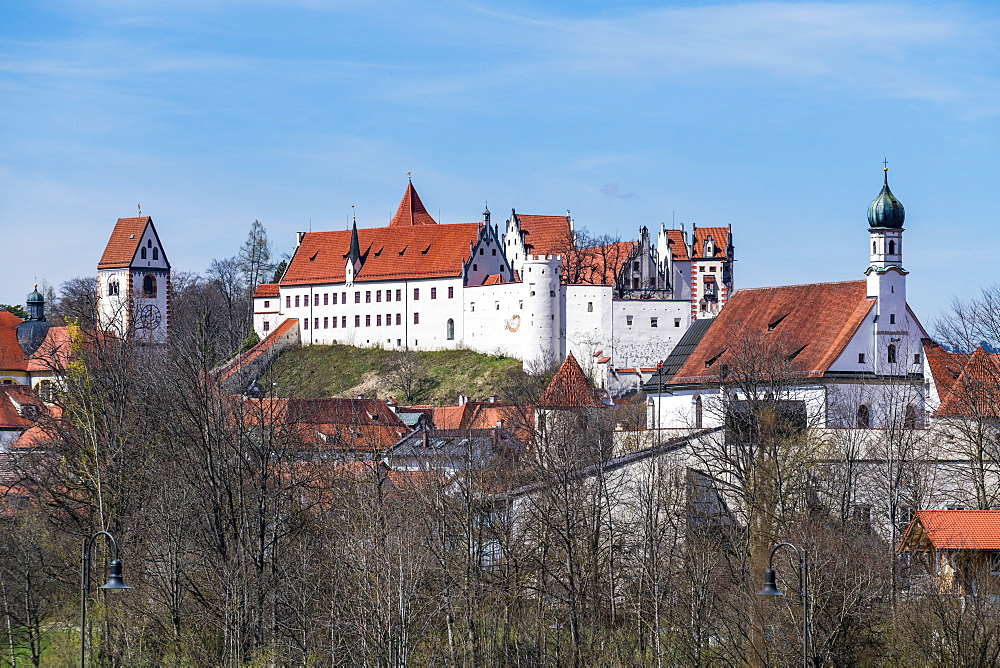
left=252, top=182, right=735, bottom=381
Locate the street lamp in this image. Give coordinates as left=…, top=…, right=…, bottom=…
left=81, top=530, right=130, bottom=667
left=756, top=541, right=809, bottom=668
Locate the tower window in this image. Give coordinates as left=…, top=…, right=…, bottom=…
left=914, top=354, right=921, bottom=364
left=152, top=248, right=159, bottom=260
left=108, top=280, right=119, bottom=296
left=142, top=274, right=157, bottom=297
left=694, top=395, right=703, bottom=429
left=857, top=404, right=870, bottom=428
left=650, top=317, right=658, bottom=328
left=858, top=353, right=866, bottom=364
left=889, top=314, right=895, bottom=324
left=888, top=240, right=896, bottom=255
left=873, top=241, right=877, bottom=254
left=587, top=302, right=593, bottom=312
left=140, top=247, right=147, bottom=260
left=888, top=344, right=897, bottom=364
left=626, top=315, right=634, bottom=326
left=263, top=300, right=269, bottom=309
left=905, top=404, right=918, bottom=429
left=675, top=319, right=681, bottom=327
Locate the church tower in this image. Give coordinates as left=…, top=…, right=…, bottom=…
left=865, top=166, right=908, bottom=371
left=97, top=216, right=170, bottom=344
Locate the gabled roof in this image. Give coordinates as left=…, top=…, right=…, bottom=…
left=250, top=397, right=410, bottom=452
left=665, top=229, right=690, bottom=261
left=669, top=280, right=874, bottom=385
left=538, top=353, right=603, bottom=408
left=389, top=183, right=437, bottom=227
left=0, top=310, right=26, bottom=370
left=565, top=241, right=635, bottom=286
left=642, top=318, right=714, bottom=391
left=692, top=226, right=730, bottom=259
left=515, top=213, right=572, bottom=256
left=281, top=223, right=483, bottom=285
left=0, top=385, right=41, bottom=429
left=934, top=345, right=1000, bottom=418
left=900, top=510, right=1000, bottom=551
left=253, top=283, right=279, bottom=298
left=0, top=310, right=75, bottom=374
left=98, top=217, right=151, bottom=268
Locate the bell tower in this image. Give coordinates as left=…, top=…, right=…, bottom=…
left=865, top=165, right=909, bottom=372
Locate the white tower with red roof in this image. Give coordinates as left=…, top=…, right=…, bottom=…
left=97, top=216, right=170, bottom=344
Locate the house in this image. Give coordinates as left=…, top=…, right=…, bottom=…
left=898, top=509, right=1000, bottom=594
left=0, top=288, right=75, bottom=400
left=252, top=180, right=735, bottom=383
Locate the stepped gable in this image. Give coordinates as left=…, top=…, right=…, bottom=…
left=692, top=226, right=729, bottom=258
left=389, top=183, right=437, bottom=227
left=670, top=280, right=874, bottom=384
left=98, top=216, right=150, bottom=268
left=282, top=222, right=482, bottom=285
left=900, top=510, right=1000, bottom=551
left=934, top=346, right=1000, bottom=418
left=538, top=353, right=602, bottom=408
left=518, top=214, right=572, bottom=256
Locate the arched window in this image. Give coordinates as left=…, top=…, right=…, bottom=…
left=140, top=247, right=147, bottom=259
left=152, top=247, right=159, bottom=260
left=446, top=319, right=455, bottom=341
left=888, top=344, right=897, bottom=364
left=108, top=280, right=119, bottom=296
left=873, top=241, right=877, bottom=254
left=856, top=404, right=870, bottom=428
left=888, top=240, right=896, bottom=255
left=904, top=404, right=918, bottom=429
left=587, top=302, right=593, bottom=312
left=694, top=395, right=703, bottom=429
left=143, top=274, right=157, bottom=297
left=36, top=380, right=53, bottom=403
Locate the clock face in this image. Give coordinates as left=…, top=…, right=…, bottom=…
left=138, top=304, right=162, bottom=329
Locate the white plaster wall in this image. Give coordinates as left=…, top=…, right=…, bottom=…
left=564, top=284, right=613, bottom=377
left=462, top=282, right=525, bottom=359
left=611, top=300, right=690, bottom=368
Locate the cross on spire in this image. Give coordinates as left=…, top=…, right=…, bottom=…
left=882, top=157, right=889, bottom=170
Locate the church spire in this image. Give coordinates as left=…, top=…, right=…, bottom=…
left=348, top=219, right=361, bottom=265
left=389, top=181, right=437, bottom=226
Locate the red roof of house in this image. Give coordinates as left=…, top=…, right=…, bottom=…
left=250, top=397, right=410, bottom=452
left=254, top=283, right=279, bottom=298
left=692, top=226, right=730, bottom=259
left=900, top=510, right=1000, bottom=551
left=0, top=310, right=26, bottom=371
left=25, top=326, right=74, bottom=373
left=923, top=339, right=968, bottom=400
left=517, top=214, right=572, bottom=257
left=665, top=229, right=690, bottom=261
left=281, top=223, right=482, bottom=286
left=933, top=346, right=1000, bottom=418
left=538, top=353, right=602, bottom=408
left=389, top=183, right=437, bottom=227
left=216, top=318, right=298, bottom=383
left=98, top=217, right=150, bottom=268
left=669, top=280, right=874, bottom=385
left=0, top=385, right=41, bottom=429
left=565, top=241, right=635, bottom=286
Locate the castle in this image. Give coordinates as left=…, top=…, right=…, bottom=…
left=252, top=181, right=734, bottom=385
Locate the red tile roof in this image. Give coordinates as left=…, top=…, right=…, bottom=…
left=669, top=281, right=874, bottom=384
left=98, top=217, right=150, bottom=268
left=516, top=214, right=572, bottom=257
left=0, top=385, right=41, bottom=429
left=565, top=241, right=635, bottom=285
left=251, top=397, right=410, bottom=452
left=900, top=510, right=1000, bottom=551
left=389, top=183, right=437, bottom=227
left=254, top=283, right=279, bottom=298
left=25, top=326, right=74, bottom=373
left=665, top=229, right=690, bottom=261
left=0, top=310, right=26, bottom=371
left=538, top=353, right=603, bottom=408
left=281, top=223, right=482, bottom=285
left=923, top=339, right=967, bottom=400
left=691, top=226, right=730, bottom=259
left=934, top=346, right=1000, bottom=418
left=216, top=318, right=299, bottom=384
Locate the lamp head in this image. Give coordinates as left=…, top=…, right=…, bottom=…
left=756, top=567, right=782, bottom=596
left=99, top=558, right=131, bottom=590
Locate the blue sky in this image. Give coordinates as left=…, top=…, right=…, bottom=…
left=2, top=0, right=999, bottom=327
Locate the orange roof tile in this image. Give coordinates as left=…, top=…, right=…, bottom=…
left=565, top=241, right=635, bottom=285
left=254, top=283, right=279, bottom=298
left=281, top=223, right=482, bottom=285
left=0, top=310, right=27, bottom=371
left=250, top=396, right=410, bottom=452
left=691, top=226, right=730, bottom=259
left=98, top=217, right=150, bottom=268
left=670, top=281, right=874, bottom=384
left=516, top=214, right=572, bottom=256
left=538, top=353, right=603, bottom=408
left=25, top=326, right=74, bottom=373
left=0, top=385, right=41, bottom=429
left=901, top=510, right=1000, bottom=551
left=216, top=318, right=298, bottom=383
left=665, top=229, right=690, bottom=261
left=923, top=339, right=968, bottom=400
left=934, top=346, right=1000, bottom=418
left=389, top=183, right=437, bottom=227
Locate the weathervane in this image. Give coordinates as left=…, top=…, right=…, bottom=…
left=138, top=203, right=142, bottom=215
left=883, top=157, right=889, bottom=171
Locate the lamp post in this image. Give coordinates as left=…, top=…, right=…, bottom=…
left=81, top=531, right=130, bottom=667
left=756, top=541, right=809, bottom=668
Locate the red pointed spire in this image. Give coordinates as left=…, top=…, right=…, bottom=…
left=389, top=182, right=437, bottom=227
left=538, top=353, right=603, bottom=408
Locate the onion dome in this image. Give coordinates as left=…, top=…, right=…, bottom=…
left=17, top=285, right=51, bottom=358
left=867, top=168, right=905, bottom=229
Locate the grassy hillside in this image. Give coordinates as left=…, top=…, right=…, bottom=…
left=267, top=344, right=530, bottom=404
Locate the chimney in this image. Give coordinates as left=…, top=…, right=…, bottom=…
left=458, top=394, right=468, bottom=406
left=357, top=394, right=365, bottom=400
left=488, top=395, right=499, bottom=403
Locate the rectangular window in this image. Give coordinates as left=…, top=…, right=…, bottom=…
left=354, top=315, right=360, bottom=327
left=448, top=286, right=454, bottom=298
left=431, top=287, right=437, bottom=299
left=674, top=318, right=681, bottom=327
left=295, top=295, right=300, bottom=307
left=263, top=300, right=270, bottom=309
left=377, top=314, right=382, bottom=326
left=342, top=316, right=346, bottom=328
left=376, top=291, right=382, bottom=302
left=626, top=315, right=634, bottom=325
left=263, top=321, right=270, bottom=332
left=386, top=290, right=392, bottom=303
left=914, top=354, right=921, bottom=364
left=414, top=312, right=419, bottom=324
left=890, top=313, right=896, bottom=324
left=324, top=294, right=329, bottom=305
left=386, top=313, right=391, bottom=325
left=314, top=294, right=320, bottom=306
left=650, top=317, right=658, bottom=328
left=333, top=317, right=338, bottom=328
left=710, top=266, right=716, bottom=272
left=314, top=318, right=319, bottom=329
left=859, top=353, right=866, bottom=363
left=323, top=317, right=329, bottom=329
left=342, top=292, right=347, bottom=303
left=413, top=288, right=420, bottom=300
left=286, top=296, right=291, bottom=308
left=303, top=318, right=308, bottom=329
left=332, top=293, right=338, bottom=305
left=396, top=289, right=401, bottom=301
left=365, top=315, right=371, bottom=327
left=355, top=291, right=360, bottom=304
left=366, top=291, right=371, bottom=303
left=396, top=313, right=401, bottom=325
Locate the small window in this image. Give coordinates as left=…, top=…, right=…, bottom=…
left=37, top=380, right=53, bottom=403
left=324, top=294, right=329, bottom=305
left=323, top=317, right=329, bottom=329
left=888, top=344, right=897, bottom=364
left=386, top=290, right=392, bottom=303
left=354, top=292, right=360, bottom=304
left=414, top=288, right=419, bottom=300
left=140, top=247, right=147, bottom=259
left=386, top=313, right=390, bottom=325
left=633, top=261, right=640, bottom=270
left=263, top=300, right=269, bottom=308
left=152, top=248, right=159, bottom=260
left=889, top=240, right=896, bottom=255
left=314, top=294, right=320, bottom=306
left=365, top=315, right=371, bottom=327
left=492, top=249, right=496, bottom=256
left=699, top=266, right=704, bottom=272
left=650, top=317, right=658, bottom=328
left=709, top=266, right=715, bottom=272
left=313, top=318, right=319, bottom=329
left=377, top=315, right=382, bottom=326
left=332, top=293, right=338, bottom=305
left=147, top=240, right=152, bottom=248
left=674, top=318, right=681, bottom=327
left=376, top=291, right=381, bottom=302
left=286, top=296, right=291, bottom=308
left=480, top=248, right=484, bottom=255
left=303, top=319, right=308, bottom=330
left=858, top=353, right=866, bottom=364
left=857, top=404, right=870, bottom=428
left=914, top=354, right=921, bottom=364
left=447, top=318, right=455, bottom=340
left=519, top=301, right=523, bottom=310
left=448, top=286, right=454, bottom=299
left=354, top=315, right=360, bottom=327
left=333, top=317, right=338, bottom=328
left=263, top=321, right=270, bottom=332
left=108, top=280, right=119, bottom=296
left=587, top=302, right=593, bottom=312
left=889, top=313, right=895, bottom=324
left=495, top=302, right=500, bottom=310
left=694, top=395, right=703, bottom=429
left=470, top=303, right=475, bottom=312
left=342, top=316, right=346, bottom=328
left=395, top=289, right=401, bottom=301
left=142, top=274, right=157, bottom=297
left=366, top=291, right=371, bottom=303
left=413, top=312, right=420, bottom=325
left=626, top=315, right=633, bottom=326
left=295, top=295, right=300, bottom=307
left=473, top=264, right=478, bottom=271
left=431, top=288, right=437, bottom=299
left=550, top=290, right=555, bottom=297
left=342, top=292, right=347, bottom=303
left=873, top=241, right=877, bottom=254
left=396, top=314, right=401, bottom=325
